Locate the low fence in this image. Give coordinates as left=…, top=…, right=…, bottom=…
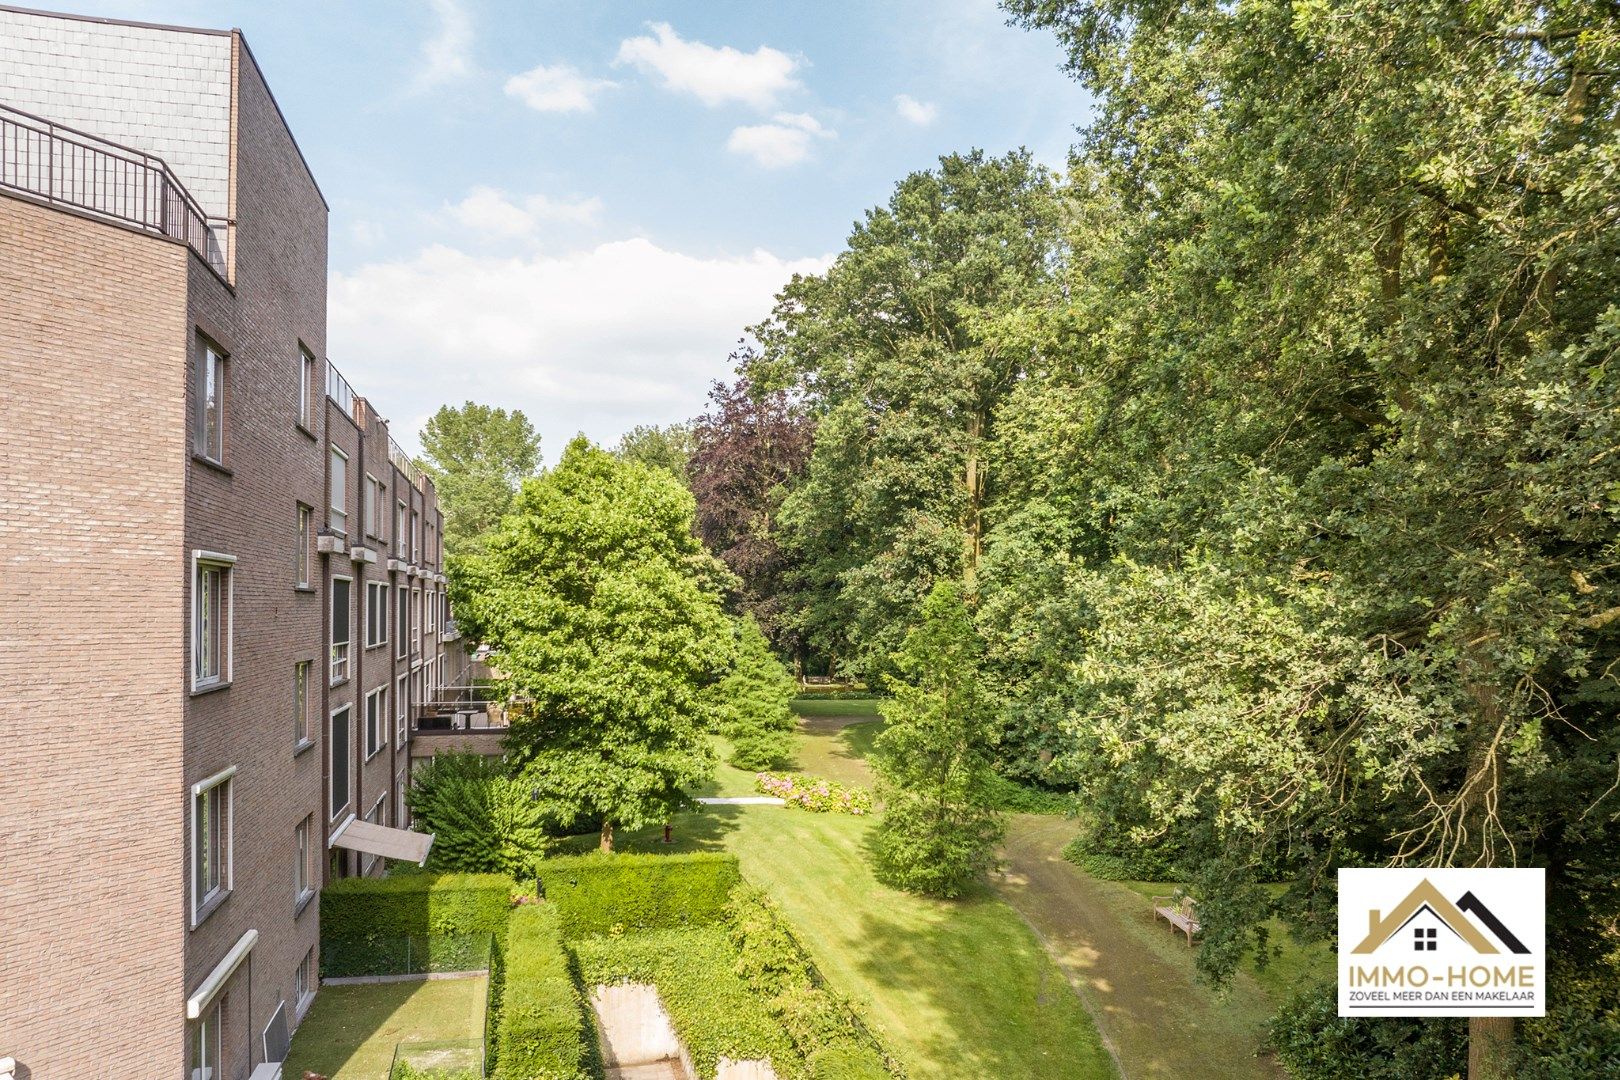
left=321, top=932, right=494, bottom=980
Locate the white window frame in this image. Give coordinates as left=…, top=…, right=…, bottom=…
left=195, top=337, right=226, bottom=464
left=365, top=580, right=388, bottom=649
left=361, top=793, right=387, bottom=875
left=294, top=814, right=314, bottom=909
left=190, top=999, right=222, bottom=1080
left=190, top=765, right=236, bottom=927
left=295, top=504, right=312, bottom=588
left=330, top=704, right=352, bottom=819
left=191, top=551, right=236, bottom=692
left=330, top=574, right=352, bottom=685
left=395, top=499, right=408, bottom=558
left=294, top=660, right=313, bottom=749
left=396, top=584, right=410, bottom=659
left=296, top=947, right=315, bottom=1015
left=396, top=673, right=409, bottom=746
left=411, top=508, right=420, bottom=562
left=328, top=445, right=348, bottom=536
left=298, top=346, right=316, bottom=430
left=364, top=684, right=387, bottom=760
left=411, top=587, right=421, bottom=649
left=396, top=767, right=409, bottom=827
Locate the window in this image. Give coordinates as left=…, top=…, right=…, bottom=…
left=396, top=673, right=409, bottom=745
left=396, top=584, right=409, bottom=659
left=330, top=705, right=352, bottom=817
left=395, top=500, right=408, bottom=558
left=330, top=576, right=351, bottom=684
left=365, top=580, right=388, bottom=649
left=361, top=795, right=385, bottom=875
left=298, top=346, right=316, bottom=429
left=191, top=768, right=233, bottom=923
left=190, top=1001, right=221, bottom=1080
left=328, top=445, right=348, bottom=535
left=364, top=474, right=387, bottom=541
left=192, top=552, right=234, bottom=690
left=411, top=587, right=422, bottom=646
left=194, top=337, right=226, bottom=463
left=296, top=948, right=314, bottom=1010
left=411, top=509, right=420, bottom=561
left=1414, top=927, right=1438, bottom=952
left=397, top=768, right=409, bottom=827
left=295, top=505, right=312, bottom=588
left=365, top=685, right=387, bottom=758
left=294, top=661, right=312, bottom=746
left=294, top=815, right=313, bottom=907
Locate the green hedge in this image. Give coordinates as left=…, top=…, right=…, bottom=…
left=726, top=883, right=900, bottom=1078
left=492, top=903, right=594, bottom=1080
left=572, top=925, right=801, bottom=1079
left=321, top=872, right=515, bottom=940
left=537, top=852, right=740, bottom=938
left=321, top=933, right=492, bottom=979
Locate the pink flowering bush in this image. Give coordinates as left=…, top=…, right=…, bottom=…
left=755, top=771, right=874, bottom=815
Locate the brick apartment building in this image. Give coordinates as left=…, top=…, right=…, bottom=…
left=0, top=7, right=464, bottom=1077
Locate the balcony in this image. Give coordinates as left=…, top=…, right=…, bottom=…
left=441, top=618, right=461, bottom=642
left=0, top=102, right=227, bottom=275
left=409, top=694, right=508, bottom=760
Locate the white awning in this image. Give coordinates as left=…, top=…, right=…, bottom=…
left=330, top=818, right=434, bottom=866
left=188, top=929, right=257, bottom=1019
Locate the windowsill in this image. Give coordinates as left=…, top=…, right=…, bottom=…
left=330, top=676, right=349, bottom=689
left=294, top=888, right=316, bottom=919
left=295, top=421, right=317, bottom=442
left=192, top=453, right=233, bottom=477
left=191, top=887, right=231, bottom=929
left=294, top=737, right=315, bottom=758
left=191, top=679, right=232, bottom=698
left=365, top=747, right=383, bottom=763
left=295, top=989, right=317, bottom=1023
left=294, top=584, right=316, bottom=594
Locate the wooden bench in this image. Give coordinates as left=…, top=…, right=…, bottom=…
left=1152, top=895, right=1201, bottom=945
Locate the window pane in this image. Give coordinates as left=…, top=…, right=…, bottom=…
left=297, top=507, right=310, bottom=586
left=331, top=707, right=351, bottom=813
left=329, top=448, right=348, bottom=533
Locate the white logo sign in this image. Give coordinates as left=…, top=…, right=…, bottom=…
left=1338, top=867, right=1545, bottom=1017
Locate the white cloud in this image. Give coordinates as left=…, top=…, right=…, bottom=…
left=615, top=22, right=800, bottom=109
left=444, top=186, right=605, bottom=237
left=726, top=112, right=835, bottom=169
left=895, top=93, right=939, bottom=126
left=504, top=62, right=616, bottom=113
left=329, top=239, right=832, bottom=452
left=413, top=0, right=473, bottom=91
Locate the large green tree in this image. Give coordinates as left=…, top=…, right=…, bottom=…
left=870, top=581, right=1005, bottom=898
left=457, top=438, right=733, bottom=851
left=752, top=150, right=1064, bottom=679
left=417, top=402, right=541, bottom=556
left=992, top=1, right=1620, bottom=1074
left=705, top=616, right=799, bottom=771
left=614, top=422, right=695, bottom=480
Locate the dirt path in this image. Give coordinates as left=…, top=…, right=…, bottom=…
left=993, top=815, right=1282, bottom=1079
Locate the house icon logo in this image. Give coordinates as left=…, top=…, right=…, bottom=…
left=1350, top=877, right=1530, bottom=956
left=1337, top=868, right=1545, bottom=1018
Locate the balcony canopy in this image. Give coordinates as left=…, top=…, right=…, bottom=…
left=330, top=817, right=434, bottom=866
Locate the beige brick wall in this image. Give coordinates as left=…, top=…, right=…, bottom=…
left=0, top=195, right=190, bottom=1079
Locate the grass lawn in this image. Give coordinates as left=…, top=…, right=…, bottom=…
left=790, top=695, right=884, bottom=718
left=283, top=975, right=487, bottom=1079
left=610, top=724, right=1117, bottom=1080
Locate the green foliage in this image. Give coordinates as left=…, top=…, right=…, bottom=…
left=726, top=883, right=900, bottom=1079
left=1059, top=834, right=1180, bottom=884
left=417, top=401, right=541, bottom=560
left=390, top=1058, right=481, bottom=1080
left=492, top=903, right=594, bottom=1080
left=407, top=752, right=552, bottom=878
left=869, top=582, right=1004, bottom=898
left=1269, top=981, right=1469, bottom=1079
left=982, top=773, right=1074, bottom=815
left=457, top=438, right=733, bottom=847
left=709, top=617, right=800, bottom=770
left=319, top=873, right=513, bottom=940
left=572, top=925, right=803, bottom=1079
left=537, top=852, right=742, bottom=938
left=614, top=422, right=695, bottom=479
left=756, top=772, right=874, bottom=815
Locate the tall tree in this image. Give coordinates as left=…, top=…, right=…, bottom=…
left=614, top=422, right=695, bottom=480
left=870, top=581, right=1005, bottom=898
left=705, top=616, right=799, bottom=771
left=456, top=438, right=732, bottom=851
left=417, top=402, right=541, bottom=555
left=997, top=2, right=1620, bottom=1074
left=687, top=359, right=813, bottom=652
left=751, top=150, right=1063, bottom=678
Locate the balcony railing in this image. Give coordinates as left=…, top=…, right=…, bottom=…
left=390, top=437, right=426, bottom=491
left=325, top=359, right=357, bottom=418
left=0, top=102, right=227, bottom=275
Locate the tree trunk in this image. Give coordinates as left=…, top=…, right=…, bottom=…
left=963, top=410, right=985, bottom=584
left=599, top=819, right=614, bottom=853
left=1469, top=1016, right=1515, bottom=1080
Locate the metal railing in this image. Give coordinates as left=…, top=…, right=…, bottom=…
left=0, top=102, right=227, bottom=275
left=390, top=436, right=425, bottom=490
left=326, top=359, right=357, bottom=417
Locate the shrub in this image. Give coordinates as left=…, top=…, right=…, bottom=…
left=710, top=617, right=800, bottom=771
left=408, top=752, right=553, bottom=877
left=572, top=925, right=801, bottom=1079
left=492, top=904, right=594, bottom=1080
left=321, top=873, right=514, bottom=939
left=1268, top=980, right=1467, bottom=1079
left=726, top=883, right=899, bottom=1078
left=983, top=772, right=1075, bottom=815
left=1060, top=832, right=1181, bottom=882
left=390, top=1061, right=480, bottom=1080
left=756, top=772, right=874, bottom=815
left=537, top=852, right=741, bottom=938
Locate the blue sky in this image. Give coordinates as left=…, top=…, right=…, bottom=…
left=52, top=0, right=1092, bottom=454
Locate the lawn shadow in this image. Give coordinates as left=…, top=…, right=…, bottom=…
left=284, top=979, right=461, bottom=1079
left=612, top=803, right=747, bottom=854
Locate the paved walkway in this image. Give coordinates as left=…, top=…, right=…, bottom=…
left=993, top=815, right=1281, bottom=1079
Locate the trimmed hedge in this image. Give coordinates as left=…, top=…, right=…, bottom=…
left=537, top=852, right=740, bottom=938
left=572, top=925, right=801, bottom=1079
left=492, top=903, right=594, bottom=1080
left=726, top=883, right=900, bottom=1078
left=321, top=872, right=515, bottom=939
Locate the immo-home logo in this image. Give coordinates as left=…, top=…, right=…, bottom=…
left=1338, top=868, right=1545, bottom=1017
